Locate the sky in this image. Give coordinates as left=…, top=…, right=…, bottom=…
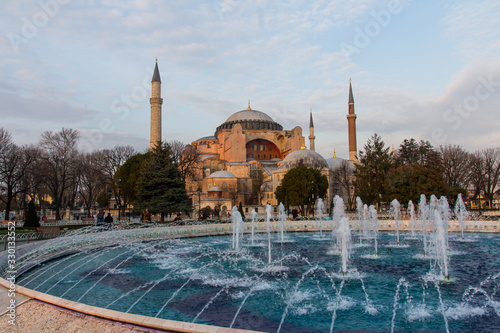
left=1, top=0, right=499, bottom=159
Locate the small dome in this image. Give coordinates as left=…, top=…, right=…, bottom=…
left=278, top=149, right=328, bottom=170
left=260, top=181, right=273, bottom=192
left=200, top=155, right=218, bottom=162
left=207, top=170, right=236, bottom=178
left=208, top=186, right=222, bottom=192
left=326, top=157, right=352, bottom=170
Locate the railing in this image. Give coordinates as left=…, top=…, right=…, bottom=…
left=2, top=218, right=500, bottom=278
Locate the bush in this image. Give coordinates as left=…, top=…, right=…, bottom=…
left=201, top=206, right=212, bottom=220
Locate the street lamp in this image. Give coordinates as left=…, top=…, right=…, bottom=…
left=117, top=179, right=123, bottom=221
left=197, top=186, right=202, bottom=219
left=310, top=181, right=315, bottom=218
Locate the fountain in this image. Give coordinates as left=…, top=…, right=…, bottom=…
left=278, top=203, right=286, bottom=242
left=331, top=195, right=346, bottom=248
left=316, top=198, right=325, bottom=238
left=368, top=205, right=379, bottom=256
left=4, top=194, right=500, bottom=333
left=430, top=210, right=450, bottom=280
left=438, top=196, right=451, bottom=251
left=265, top=203, right=273, bottom=265
left=250, top=209, right=258, bottom=245
left=419, top=194, right=429, bottom=257
left=363, top=204, right=369, bottom=243
left=408, top=200, right=416, bottom=237
left=454, top=193, right=469, bottom=239
left=231, top=206, right=244, bottom=252
left=356, top=196, right=364, bottom=244
left=390, top=199, right=401, bottom=246
left=337, top=216, right=351, bottom=275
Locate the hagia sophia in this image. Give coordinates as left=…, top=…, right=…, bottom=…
left=149, top=61, right=358, bottom=215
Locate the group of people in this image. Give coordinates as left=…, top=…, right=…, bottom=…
left=95, top=208, right=185, bottom=225
left=96, top=209, right=113, bottom=229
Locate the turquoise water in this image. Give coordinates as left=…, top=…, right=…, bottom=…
left=18, top=232, right=500, bottom=332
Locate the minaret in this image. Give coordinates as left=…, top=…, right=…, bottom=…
left=347, top=79, right=358, bottom=164
left=150, top=59, right=163, bottom=150
left=308, top=108, right=315, bottom=151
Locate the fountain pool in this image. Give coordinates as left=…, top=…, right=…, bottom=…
left=15, top=231, right=500, bottom=332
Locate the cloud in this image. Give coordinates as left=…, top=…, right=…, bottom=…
left=441, top=0, right=500, bottom=63
left=0, top=90, right=100, bottom=122
left=1, top=0, right=499, bottom=160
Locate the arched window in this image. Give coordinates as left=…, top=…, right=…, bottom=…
left=210, top=160, right=215, bottom=174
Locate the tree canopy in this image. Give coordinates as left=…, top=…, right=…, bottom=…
left=275, top=165, right=328, bottom=215
left=135, top=143, right=191, bottom=222
left=114, top=151, right=151, bottom=209
left=396, top=139, right=441, bottom=171
left=386, top=165, right=448, bottom=204
left=354, top=133, right=392, bottom=205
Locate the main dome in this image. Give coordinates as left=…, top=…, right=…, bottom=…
left=215, top=108, right=283, bottom=134
left=225, top=110, right=275, bottom=123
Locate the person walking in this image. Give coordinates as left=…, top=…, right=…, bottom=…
left=96, top=209, right=105, bottom=229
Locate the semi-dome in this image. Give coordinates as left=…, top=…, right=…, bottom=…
left=215, top=107, right=283, bottom=134
left=206, top=170, right=236, bottom=178
left=278, top=149, right=329, bottom=171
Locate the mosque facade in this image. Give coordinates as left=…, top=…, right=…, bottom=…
left=150, top=61, right=357, bottom=216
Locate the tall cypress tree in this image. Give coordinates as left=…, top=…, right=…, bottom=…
left=354, top=133, right=392, bottom=205
left=136, top=143, right=191, bottom=223
left=25, top=199, right=40, bottom=228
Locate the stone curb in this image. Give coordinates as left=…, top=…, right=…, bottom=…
left=0, top=278, right=262, bottom=333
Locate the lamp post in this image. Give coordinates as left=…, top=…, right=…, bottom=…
left=117, top=179, right=123, bottom=221
left=310, top=181, right=315, bottom=218
left=197, top=186, right=202, bottom=219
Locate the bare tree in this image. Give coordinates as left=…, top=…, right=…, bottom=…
left=468, top=151, right=484, bottom=200
left=93, top=145, right=136, bottom=213
left=0, top=129, right=39, bottom=219
left=39, top=128, right=80, bottom=220
left=94, top=145, right=136, bottom=183
left=481, top=148, right=500, bottom=208
left=22, top=149, right=48, bottom=216
left=79, top=152, right=107, bottom=217
left=439, top=144, right=471, bottom=190
left=250, top=165, right=266, bottom=205
left=168, top=140, right=201, bottom=182
left=332, top=160, right=355, bottom=210
left=226, top=184, right=239, bottom=208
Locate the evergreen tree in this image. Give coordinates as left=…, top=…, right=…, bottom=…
left=25, top=199, right=40, bottom=228
left=386, top=165, right=448, bottom=204
left=354, top=133, right=392, bottom=205
left=396, top=139, right=441, bottom=171
left=275, top=165, right=328, bottom=216
left=114, top=152, right=151, bottom=207
left=96, top=191, right=110, bottom=209
left=238, top=201, right=245, bottom=220
left=136, top=143, right=191, bottom=223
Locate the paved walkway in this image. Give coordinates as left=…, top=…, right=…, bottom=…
left=0, top=283, right=165, bottom=333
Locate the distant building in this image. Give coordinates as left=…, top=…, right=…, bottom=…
left=149, top=62, right=358, bottom=215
